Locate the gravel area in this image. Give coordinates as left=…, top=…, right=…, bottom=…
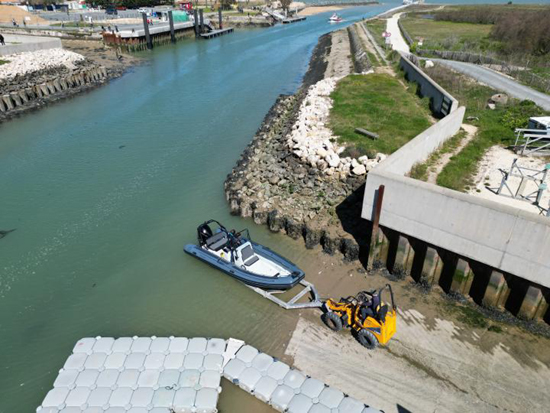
left=0, top=48, right=85, bottom=81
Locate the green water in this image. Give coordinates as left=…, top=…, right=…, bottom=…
left=0, top=5, right=395, bottom=411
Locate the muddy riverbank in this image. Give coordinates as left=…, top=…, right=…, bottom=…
left=0, top=39, right=139, bottom=123
left=271, top=237, right=550, bottom=413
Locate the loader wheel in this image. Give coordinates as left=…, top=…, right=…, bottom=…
left=357, top=329, right=378, bottom=350
left=322, top=312, right=342, bottom=332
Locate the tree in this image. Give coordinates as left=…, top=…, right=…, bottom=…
left=280, top=0, right=291, bottom=12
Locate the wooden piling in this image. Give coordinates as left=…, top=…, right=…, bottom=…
left=168, top=11, right=176, bottom=43
left=367, top=185, right=384, bottom=270
left=199, top=9, right=205, bottom=34
left=194, top=9, right=199, bottom=37
left=141, top=13, right=153, bottom=49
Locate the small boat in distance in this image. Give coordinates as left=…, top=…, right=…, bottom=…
left=184, top=220, right=305, bottom=290
left=329, top=13, right=343, bottom=23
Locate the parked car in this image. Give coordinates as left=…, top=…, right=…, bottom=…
left=105, top=7, right=118, bottom=15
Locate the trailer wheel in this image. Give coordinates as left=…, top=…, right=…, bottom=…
left=357, top=329, right=378, bottom=349
left=322, top=312, right=343, bottom=332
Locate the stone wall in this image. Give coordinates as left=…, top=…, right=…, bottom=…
left=0, top=66, right=109, bottom=120
left=347, top=25, right=371, bottom=74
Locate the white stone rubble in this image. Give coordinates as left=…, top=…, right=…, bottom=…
left=288, top=77, right=386, bottom=176
left=0, top=48, right=85, bottom=80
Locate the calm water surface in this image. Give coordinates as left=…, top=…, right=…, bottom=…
left=0, top=4, right=397, bottom=411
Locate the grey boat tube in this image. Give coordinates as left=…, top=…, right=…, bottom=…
left=184, top=241, right=305, bottom=290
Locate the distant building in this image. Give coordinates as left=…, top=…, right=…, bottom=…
left=62, top=0, right=88, bottom=10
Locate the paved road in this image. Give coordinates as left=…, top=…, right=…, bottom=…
left=433, top=59, right=550, bottom=111
left=386, top=12, right=409, bottom=54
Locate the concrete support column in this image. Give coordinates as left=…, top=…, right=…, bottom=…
left=40, top=84, right=49, bottom=95
left=0, top=98, right=6, bottom=112
left=34, top=85, right=43, bottom=97
left=53, top=79, right=62, bottom=92
left=370, top=226, right=389, bottom=267
left=450, top=258, right=473, bottom=295
left=482, top=270, right=509, bottom=308
left=518, top=285, right=548, bottom=320
left=3, top=95, right=14, bottom=110
left=10, top=92, right=23, bottom=107
left=18, top=90, right=28, bottom=103
left=393, top=235, right=413, bottom=275
left=420, top=246, right=443, bottom=285
left=47, top=82, right=56, bottom=94
left=25, top=87, right=35, bottom=99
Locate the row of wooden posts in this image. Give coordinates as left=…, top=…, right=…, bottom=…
left=141, top=9, right=223, bottom=50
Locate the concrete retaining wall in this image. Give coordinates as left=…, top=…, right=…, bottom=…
left=0, top=28, right=101, bottom=41
left=0, top=34, right=62, bottom=56
left=363, top=169, right=550, bottom=289
left=361, top=57, right=550, bottom=322
left=379, top=107, right=466, bottom=176
left=398, top=51, right=458, bottom=117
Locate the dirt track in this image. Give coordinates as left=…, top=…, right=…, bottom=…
left=280, top=248, right=550, bottom=413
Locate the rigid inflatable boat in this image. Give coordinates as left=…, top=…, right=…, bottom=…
left=184, top=220, right=305, bottom=290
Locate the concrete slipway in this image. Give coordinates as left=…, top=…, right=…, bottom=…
left=37, top=336, right=381, bottom=412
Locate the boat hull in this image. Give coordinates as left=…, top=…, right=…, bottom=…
left=184, top=242, right=305, bottom=290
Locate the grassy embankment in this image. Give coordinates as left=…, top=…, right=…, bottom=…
left=329, top=73, right=432, bottom=156
left=410, top=66, right=547, bottom=192
left=401, top=5, right=550, bottom=85
left=0, top=60, right=9, bottom=65
left=363, top=19, right=387, bottom=54
left=400, top=15, right=495, bottom=53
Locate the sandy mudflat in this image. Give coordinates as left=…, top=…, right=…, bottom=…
left=298, top=6, right=345, bottom=16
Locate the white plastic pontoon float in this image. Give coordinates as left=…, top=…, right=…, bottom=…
left=37, top=336, right=382, bottom=413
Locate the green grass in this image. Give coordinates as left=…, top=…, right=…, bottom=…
left=329, top=74, right=433, bottom=155
left=401, top=15, right=500, bottom=54
left=409, top=130, right=466, bottom=181
left=424, top=66, right=548, bottom=192
left=364, top=19, right=388, bottom=54
left=52, top=22, right=91, bottom=27
left=0, top=59, right=9, bottom=66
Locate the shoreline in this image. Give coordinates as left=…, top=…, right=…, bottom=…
left=0, top=40, right=140, bottom=124
left=224, top=27, right=371, bottom=262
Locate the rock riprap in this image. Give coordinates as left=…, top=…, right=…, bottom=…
left=288, top=77, right=385, bottom=177
left=0, top=48, right=85, bottom=80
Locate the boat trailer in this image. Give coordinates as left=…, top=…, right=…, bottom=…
left=247, top=280, right=323, bottom=310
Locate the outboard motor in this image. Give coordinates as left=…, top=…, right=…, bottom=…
left=197, top=223, right=212, bottom=246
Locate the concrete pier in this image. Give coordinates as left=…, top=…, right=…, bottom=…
left=420, top=246, right=443, bottom=285
left=450, top=258, right=473, bottom=295
left=482, top=270, right=510, bottom=308
left=518, top=285, right=548, bottom=320
left=393, top=234, right=413, bottom=275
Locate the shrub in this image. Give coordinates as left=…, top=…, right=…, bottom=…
left=500, top=100, right=544, bottom=130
